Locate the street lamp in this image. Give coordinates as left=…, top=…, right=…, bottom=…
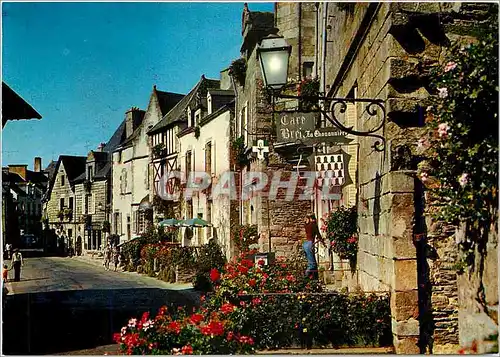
left=257, top=34, right=292, bottom=91
left=257, top=35, right=386, bottom=151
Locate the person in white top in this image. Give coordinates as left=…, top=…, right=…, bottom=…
left=11, top=249, right=23, bottom=282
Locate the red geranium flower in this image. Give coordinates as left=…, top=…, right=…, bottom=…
left=238, top=335, right=254, bottom=345
left=157, top=306, right=167, bottom=316
left=181, top=345, right=193, bottom=355
left=226, top=331, right=234, bottom=341
left=251, top=297, right=262, bottom=305
left=141, top=312, right=150, bottom=323
left=189, top=313, right=204, bottom=324
left=201, top=321, right=225, bottom=336
left=167, top=321, right=181, bottom=334
left=220, top=303, right=236, bottom=314
left=257, top=259, right=265, bottom=266
left=248, top=278, right=257, bottom=287
left=113, top=333, right=122, bottom=343
left=238, top=266, right=249, bottom=274
left=210, top=268, right=220, bottom=282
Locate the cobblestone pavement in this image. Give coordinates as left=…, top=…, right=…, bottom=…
left=2, top=256, right=201, bottom=355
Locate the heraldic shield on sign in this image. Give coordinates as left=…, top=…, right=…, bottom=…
left=312, top=149, right=353, bottom=188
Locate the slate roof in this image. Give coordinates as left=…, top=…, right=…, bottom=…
left=102, top=119, right=127, bottom=153
left=148, top=76, right=220, bottom=134
left=208, top=89, right=235, bottom=96
left=60, top=156, right=87, bottom=184
left=44, top=160, right=57, bottom=180
left=2, top=82, right=42, bottom=126
left=45, top=155, right=86, bottom=201
left=155, top=89, right=185, bottom=116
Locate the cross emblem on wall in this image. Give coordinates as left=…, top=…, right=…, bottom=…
left=252, top=139, right=269, bottom=160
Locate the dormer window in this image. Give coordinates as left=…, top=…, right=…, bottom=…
left=187, top=106, right=193, bottom=127
left=195, top=109, right=202, bottom=125
left=207, top=93, right=212, bottom=115
left=87, top=166, right=93, bottom=181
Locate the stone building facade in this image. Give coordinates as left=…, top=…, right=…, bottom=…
left=234, top=1, right=497, bottom=354
left=45, top=155, right=86, bottom=251
left=313, top=2, right=498, bottom=354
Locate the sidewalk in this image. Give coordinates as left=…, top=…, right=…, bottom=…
left=73, top=255, right=193, bottom=291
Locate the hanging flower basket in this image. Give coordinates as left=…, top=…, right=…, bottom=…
left=321, top=206, right=358, bottom=267
left=297, top=77, right=320, bottom=111
left=152, top=143, right=166, bottom=159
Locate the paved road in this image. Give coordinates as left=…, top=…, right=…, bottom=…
left=2, top=257, right=201, bottom=355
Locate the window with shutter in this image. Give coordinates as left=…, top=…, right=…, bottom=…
left=205, top=142, right=212, bottom=176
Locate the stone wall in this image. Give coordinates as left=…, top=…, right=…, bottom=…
left=316, top=2, right=497, bottom=353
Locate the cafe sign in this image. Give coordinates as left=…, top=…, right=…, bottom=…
left=276, top=112, right=351, bottom=145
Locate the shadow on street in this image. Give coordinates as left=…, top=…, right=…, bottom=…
left=3, top=287, right=201, bottom=355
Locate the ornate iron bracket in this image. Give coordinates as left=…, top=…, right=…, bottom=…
left=269, top=91, right=386, bottom=151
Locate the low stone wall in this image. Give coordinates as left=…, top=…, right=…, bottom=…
left=175, top=266, right=195, bottom=284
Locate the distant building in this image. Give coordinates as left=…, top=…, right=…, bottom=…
left=2, top=82, right=42, bottom=127
left=2, top=158, right=49, bottom=247
left=44, top=155, right=87, bottom=252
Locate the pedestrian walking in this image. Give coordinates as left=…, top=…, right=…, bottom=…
left=11, top=249, right=24, bottom=282
left=103, top=243, right=112, bottom=270
left=3, top=264, right=12, bottom=283
left=113, top=246, right=120, bottom=272
left=303, top=213, right=326, bottom=279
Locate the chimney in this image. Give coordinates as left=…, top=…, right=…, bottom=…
left=97, top=143, right=105, bottom=152
left=8, top=165, right=27, bottom=180
left=34, top=157, right=42, bottom=172
left=125, top=107, right=144, bottom=139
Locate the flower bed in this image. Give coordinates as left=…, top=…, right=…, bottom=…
left=115, top=249, right=392, bottom=354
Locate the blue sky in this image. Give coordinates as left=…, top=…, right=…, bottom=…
left=2, top=1, right=274, bottom=169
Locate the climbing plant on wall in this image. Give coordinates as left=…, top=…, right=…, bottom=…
left=417, top=18, right=498, bottom=268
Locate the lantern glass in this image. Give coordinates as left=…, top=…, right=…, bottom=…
left=258, top=36, right=291, bottom=90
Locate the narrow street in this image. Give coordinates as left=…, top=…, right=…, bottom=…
left=3, top=257, right=201, bottom=355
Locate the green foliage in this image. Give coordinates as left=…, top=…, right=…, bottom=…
left=419, top=20, right=498, bottom=263
left=192, top=240, right=227, bottom=291
left=152, top=143, right=165, bottom=158
left=232, top=136, right=250, bottom=168
left=231, top=224, right=258, bottom=252
left=298, top=77, right=320, bottom=111
left=229, top=58, right=247, bottom=87
left=321, top=206, right=358, bottom=262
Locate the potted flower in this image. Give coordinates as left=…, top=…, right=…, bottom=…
left=57, top=210, right=65, bottom=221
left=321, top=206, right=358, bottom=269
left=152, top=143, right=165, bottom=159
left=63, top=208, right=73, bottom=221
left=297, top=77, right=320, bottom=111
